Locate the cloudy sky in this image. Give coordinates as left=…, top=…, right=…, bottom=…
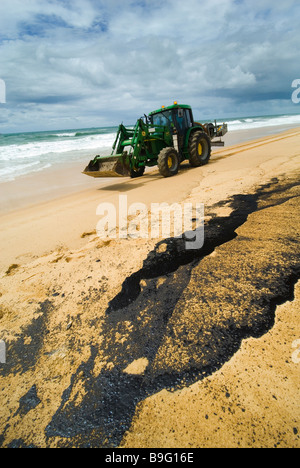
left=0, top=0, right=299, bottom=132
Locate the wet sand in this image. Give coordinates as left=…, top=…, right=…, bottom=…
left=0, top=127, right=299, bottom=448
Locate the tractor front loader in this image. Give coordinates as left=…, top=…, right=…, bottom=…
left=83, top=103, right=227, bottom=179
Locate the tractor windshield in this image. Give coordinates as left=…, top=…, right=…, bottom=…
left=151, top=110, right=173, bottom=128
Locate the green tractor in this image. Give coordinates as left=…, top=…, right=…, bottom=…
left=83, top=103, right=228, bottom=179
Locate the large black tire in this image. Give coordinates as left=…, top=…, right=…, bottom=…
left=158, top=147, right=179, bottom=177
left=130, top=166, right=145, bottom=178
left=189, top=131, right=211, bottom=167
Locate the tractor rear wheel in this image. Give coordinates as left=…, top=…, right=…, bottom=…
left=158, top=147, right=179, bottom=177
left=189, top=131, right=211, bottom=167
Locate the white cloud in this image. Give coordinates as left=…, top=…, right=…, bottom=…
left=0, top=0, right=299, bottom=131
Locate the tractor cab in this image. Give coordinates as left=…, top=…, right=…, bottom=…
left=148, top=103, right=227, bottom=146
left=148, top=104, right=198, bottom=159
left=149, top=104, right=193, bottom=138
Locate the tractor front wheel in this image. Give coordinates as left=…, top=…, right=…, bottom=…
left=189, top=131, right=211, bottom=167
left=130, top=166, right=145, bottom=178
left=158, top=147, right=179, bottom=177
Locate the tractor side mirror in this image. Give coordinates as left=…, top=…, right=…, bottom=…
left=178, top=109, right=184, bottom=118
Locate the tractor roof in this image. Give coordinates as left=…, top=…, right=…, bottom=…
left=149, top=103, right=192, bottom=115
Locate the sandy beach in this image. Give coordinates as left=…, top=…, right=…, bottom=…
left=0, top=127, right=299, bottom=448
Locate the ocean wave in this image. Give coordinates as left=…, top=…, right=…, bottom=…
left=0, top=132, right=117, bottom=162
left=227, top=114, right=300, bottom=131
left=0, top=160, right=52, bottom=182
left=75, top=130, right=108, bottom=137
left=54, top=132, right=77, bottom=137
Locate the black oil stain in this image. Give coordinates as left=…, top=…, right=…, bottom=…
left=0, top=301, right=53, bottom=447
left=0, top=300, right=53, bottom=378
left=6, top=439, right=38, bottom=448
left=44, top=178, right=299, bottom=447
left=16, top=385, right=41, bottom=417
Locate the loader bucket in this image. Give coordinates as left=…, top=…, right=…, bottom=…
left=83, top=155, right=131, bottom=178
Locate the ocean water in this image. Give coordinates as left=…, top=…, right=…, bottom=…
left=0, top=113, right=300, bottom=183
left=225, top=113, right=300, bottom=131
left=0, top=127, right=118, bottom=183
